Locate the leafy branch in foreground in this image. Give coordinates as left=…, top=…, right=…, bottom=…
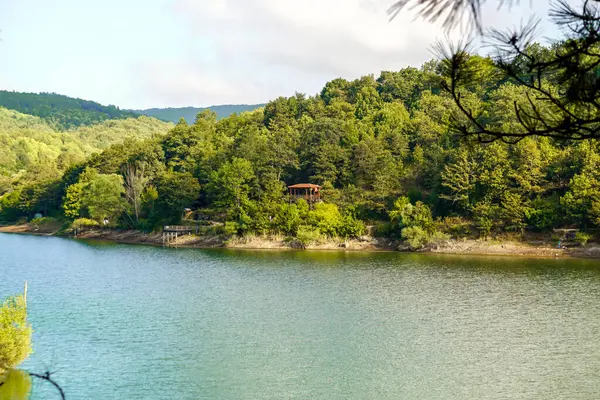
left=0, top=287, right=66, bottom=399
left=393, top=0, right=600, bottom=142
left=28, top=371, right=65, bottom=400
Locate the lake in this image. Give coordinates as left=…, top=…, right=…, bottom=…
left=1, top=233, right=599, bottom=399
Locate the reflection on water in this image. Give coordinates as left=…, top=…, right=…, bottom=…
left=1, top=233, right=600, bottom=399
left=0, top=369, right=31, bottom=400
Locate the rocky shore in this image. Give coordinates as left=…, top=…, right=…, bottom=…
left=2, top=223, right=599, bottom=259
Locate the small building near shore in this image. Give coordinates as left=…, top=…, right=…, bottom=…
left=288, top=183, right=321, bottom=203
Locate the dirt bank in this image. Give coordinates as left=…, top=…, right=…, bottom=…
left=2, top=224, right=599, bottom=258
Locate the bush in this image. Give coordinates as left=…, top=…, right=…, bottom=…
left=374, top=222, right=395, bottom=238
left=401, top=226, right=430, bottom=249
left=307, top=203, right=342, bottom=237
left=273, top=203, right=300, bottom=236
left=29, top=217, right=57, bottom=226
left=296, top=225, right=325, bottom=246
left=436, top=216, right=471, bottom=238
left=224, top=221, right=239, bottom=236
left=429, top=230, right=451, bottom=245
left=338, top=214, right=365, bottom=238
left=575, top=232, right=592, bottom=247
left=72, top=218, right=100, bottom=230
left=0, top=293, right=32, bottom=371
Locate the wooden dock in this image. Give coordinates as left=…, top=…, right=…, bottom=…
left=162, top=225, right=197, bottom=245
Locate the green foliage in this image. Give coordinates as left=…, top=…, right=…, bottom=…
left=0, top=368, right=32, bottom=399
left=472, top=201, right=499, bottom=238
left=274, top=203, right=301, bottom=235
left=338, top=214, right=366, bottom=238
left=0, top=293, right=31, bottom=371
left=500, top=192, right=527, bottom=232
left=401, top=226, right=430, bottom=249
left=296, top=225, right=325, bottom=246
left=0, top=90, right=138, bottom=129
left=390, top=197, right=444, bottom=249
left=151, top=172, right=200, bottom=225
left=29, top=217, right=57, bottom=226
left=0, top=190, right=23, bottom=222
left=525, top=196, right=559, bottom=231
left=389, top=197, right=434, bottom=235
left=6, top=46, right=600, bottom=240
left=436, top=216, right=471, bottom=238
left=207, top=158, right=254, bottom=209
left=307, top=203, right=343, bottom=237
left=63, top=168, right=126, bottom=223
left=575, top=232, right=592, bottom=247
left=72, top=218, right=100, bottom=229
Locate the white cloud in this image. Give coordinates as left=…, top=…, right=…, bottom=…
left=137, top=0, right=556, bottom=107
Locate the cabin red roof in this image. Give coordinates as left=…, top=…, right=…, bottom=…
left=287, top=183, right=321, bottom=189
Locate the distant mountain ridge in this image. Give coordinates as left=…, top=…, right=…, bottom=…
left=0, top=90, right=265, bottom=128
left=0, top=90, right=138, bottom=129
left=131, top=104, right=266, bottom=124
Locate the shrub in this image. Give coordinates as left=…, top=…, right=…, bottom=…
left=436, top=216, right=471, bottom=238
left=307, top=203, right=342, bottom=237
left=575, top=232, right=592, bottom=247
left=224, top=221, right=239, bottom=236
left=29, top=217, right=57, bottom=226
left=401, top=226, right=430, bottom=249
left=0, top=293, right=32, bottom=371
left=296, top=225, right=325, bottom=246
left=273, top=203, right=300, bottom=236
left=374, top=222, right=395, bottom=238
left=338, top=214, right=365, bottom=238
left=72, top=218, right=100, bottom=230
left=389, top=197, right=434, bottom=234
left=429, top=231, right=451, bottom=245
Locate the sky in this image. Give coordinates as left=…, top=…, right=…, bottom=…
left=0, top=0, right=563, bottom=109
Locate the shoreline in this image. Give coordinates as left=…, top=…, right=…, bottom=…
left=2, top=224, right=600, bottom=259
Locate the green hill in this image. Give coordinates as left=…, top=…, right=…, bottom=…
left=0, top=107, right=172, bottom=193
left=132, top=104, right=265, bottom=123
left=0, top=90, right=139, bottom=129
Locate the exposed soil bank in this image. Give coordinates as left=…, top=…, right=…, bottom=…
left=2, top=224, right=599, bottom=259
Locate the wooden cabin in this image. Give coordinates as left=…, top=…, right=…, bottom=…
left=288, top=183, right=321, bottom=203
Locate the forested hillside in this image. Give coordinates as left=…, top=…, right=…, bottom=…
left=0, top=91, right=139, bottom=129
left=132, top=104, right=266, bottom=123
left=0, top=108, right=172, bottom=196
left=2, top=44, right=599, bottom=247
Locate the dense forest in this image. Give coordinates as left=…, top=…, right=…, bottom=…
left=0, top=91, right=139, bottom=129
left=0, top=109, right=172, bottom=197
left=1, top=45, right=599, bottom=248
left=132, top=104, right=266, bottom=124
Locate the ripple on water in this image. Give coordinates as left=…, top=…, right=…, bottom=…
left=1, top=234, right=599, bottom=399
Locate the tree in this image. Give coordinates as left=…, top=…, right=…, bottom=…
left=152, top=172, right=200, bottom=225
left=441, top=148, right=476, bottom=209
left=393, top=0, right=600, bottom=142
left=62, top=167, right=98, bottom=220
left=0, top=291, right=31, bottom=371
left=561, top=174, right=600, bottom=226
left=500, top=192, right=528, bottom=232
left=81, top=173, right=126, bottom=223
left=207, top=158, right=255, bottom=210
left=123, top=161, right=150, bottom=225
left=471, top=200, right=499, bottom=238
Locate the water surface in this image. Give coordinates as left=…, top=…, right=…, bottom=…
left=1, top=233, right=599, bottom=399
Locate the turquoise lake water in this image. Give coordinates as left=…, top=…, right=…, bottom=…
left=1, top=233, right=599, bottom=399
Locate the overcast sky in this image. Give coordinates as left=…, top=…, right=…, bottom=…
left=0, top=0, right=561, bottom=109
